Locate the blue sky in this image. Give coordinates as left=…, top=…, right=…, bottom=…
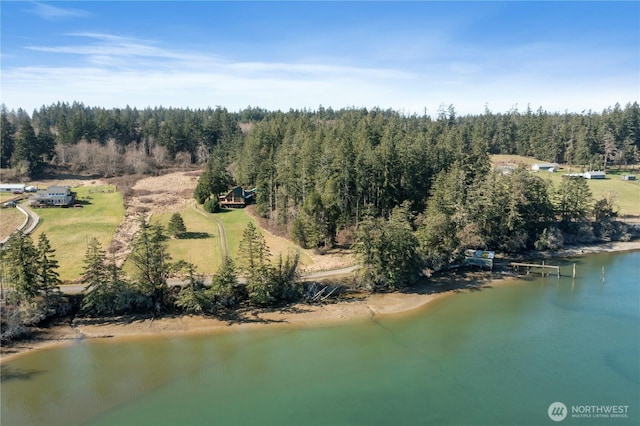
left=1, top=1, right=638, bottom=115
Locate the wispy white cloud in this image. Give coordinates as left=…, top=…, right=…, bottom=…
left=25, top=33, right=212, bottom=64
left=2, top=32, right=637, bottom=115
left=28, top=2, right=91, bottom=20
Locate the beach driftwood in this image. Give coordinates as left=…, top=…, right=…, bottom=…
left=305, top=282, right=342, bottom=303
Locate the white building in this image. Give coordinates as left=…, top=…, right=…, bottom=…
left=0, top=183, right=26, bottom=193
left=531, top=163, right=558, bottom=172
left=584, top=171, right=606, bottom=180
left=32, top=186, right=75, bottom=206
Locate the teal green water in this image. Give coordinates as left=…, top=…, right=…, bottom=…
left=2, top=251, right=639, bottom=425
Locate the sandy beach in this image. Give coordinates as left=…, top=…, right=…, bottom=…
left=2, top=240, right=639, bottom=363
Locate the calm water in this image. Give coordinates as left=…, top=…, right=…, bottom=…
left=2, top=251, right=639, bottom=425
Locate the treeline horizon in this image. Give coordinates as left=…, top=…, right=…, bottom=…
left=2, top=100, right=638, bottom=169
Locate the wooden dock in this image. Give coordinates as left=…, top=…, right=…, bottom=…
left=510, top=262, right=561, bottom=277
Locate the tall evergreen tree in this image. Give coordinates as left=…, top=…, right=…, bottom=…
left=0, top=109, right=15, bottom=168
left=168, top=213, right=187, bottom=238
left=35, top=234, right=61, bottom=306
left=238, top=222, right=277, bottom=305
left=553, top=177, right=593, bottom=224
left=130, top=217, right=173, bottom=313
left=13, top=117, right=42, bottom=175
left=2, top=232, right=39, bottom=302
left=209, top=257, right=240, bottom=308
left=81, top=238, right=110, bottom=314
left=354, top=204, right=420, bottom=291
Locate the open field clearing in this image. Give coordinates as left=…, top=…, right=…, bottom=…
left=214, top=208, right=355, bottom=274
left=491, top=154, right=541, bottom=166
left=153, top=206, right=316, bottom=274
left=539, top=169, right=640, bottom=217
left=115, top=171, right=320, bottom=276
left=152, top=206, right=223, bottom=274
left=32, top=185, right=124, bottom=282
left=0, top=192, right=18, bottom=201
left=7, top=170, right=354, bottom=281
left=215, top=208, right=314, bottom=266
left=491, top=155, right=640, bottom=217
left=0, top=207, right=25, bottom=241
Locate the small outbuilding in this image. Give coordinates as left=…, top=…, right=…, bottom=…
left=531, top=163, right=558, bottom=172
left=0, top=183, right=26, bottom=193
left=463, top=250, right=495, bottom=270
left=584, top=171, right=606, bottom=180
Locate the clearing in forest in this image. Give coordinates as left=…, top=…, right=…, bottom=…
left=491, top=155, right=640, bottom=217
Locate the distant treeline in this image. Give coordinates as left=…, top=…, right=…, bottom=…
left=1, top=102, right=638, bottom=176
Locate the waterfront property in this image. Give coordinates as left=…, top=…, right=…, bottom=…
left=2, top=251, right=637, bottom=426
left=463, top=249, right=495, bottom=269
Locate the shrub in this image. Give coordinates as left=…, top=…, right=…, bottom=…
left=534, top=227, right=564, bottom=251
left=203, top=197, right=220, bottom=213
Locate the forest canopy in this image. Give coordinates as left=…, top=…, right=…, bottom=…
left=2, top=101, right=638, bottom=267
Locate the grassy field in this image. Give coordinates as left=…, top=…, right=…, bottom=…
left=150, top=206, right=312, bottom=276
left=491, top=155, right=640, bottom=217
left=31, top=185, right=125, bottom=282
left=539, top=169, right=640, bottom=217
left=491, top=154, right=540, bottom=166
left=215, top=208, right=313, bottom=266
left=152, top=206, right=223, bottom=275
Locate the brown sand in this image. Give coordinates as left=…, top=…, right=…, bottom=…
left=0, top=280, right=463, bottom=363
left=2, top=241, right=638, bottom=364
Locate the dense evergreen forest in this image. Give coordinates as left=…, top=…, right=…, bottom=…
left=1, top=102, right=638, bottom=178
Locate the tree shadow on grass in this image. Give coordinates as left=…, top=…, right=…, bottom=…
left=178, top=232, right=211, bottom=240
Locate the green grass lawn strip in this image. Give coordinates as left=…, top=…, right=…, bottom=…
left=31, top=185, right=124, bottom=282
left=152, top=207, right=222, bottom=275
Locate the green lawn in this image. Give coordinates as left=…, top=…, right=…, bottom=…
left=491, top=155, right=640, bottom=217
left=538, top=169, right=640, bottom=217
left=31, top=185, right=125, bottom=282
left=215, top=208, right=313, bottom=266
left=151, top=206, right=312, bottom=276
left=152, top=206, right=223, bottom=275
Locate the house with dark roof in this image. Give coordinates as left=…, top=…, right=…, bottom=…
left=218, top=186, right=256, bottom=208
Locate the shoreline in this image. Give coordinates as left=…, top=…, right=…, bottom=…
left=2, top=240, right=639, bottom=364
